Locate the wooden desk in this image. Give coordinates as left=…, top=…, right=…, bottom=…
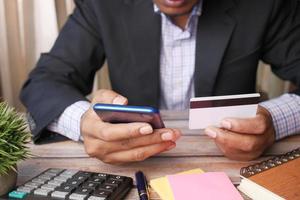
left=17, top=111, right=300, bottom=199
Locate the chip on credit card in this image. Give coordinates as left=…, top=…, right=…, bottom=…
left=189, top=93, right=260, bottom=129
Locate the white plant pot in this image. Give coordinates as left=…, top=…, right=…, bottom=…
left=0, top=167, right=17, bottom=196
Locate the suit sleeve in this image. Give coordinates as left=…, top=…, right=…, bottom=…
left=261, top=0, right=300, bottom=95
left=20, top=0, right=105, bottom=142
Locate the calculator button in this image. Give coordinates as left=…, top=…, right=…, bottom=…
left=69, top=193, right=88, bottom=200
left=44, top=171, right=59, bottom=176
left=31, top=178, right=47, bottom=184
left=110, top=175, right=125, bottom=181
left=98, top=184, right=115, bottom=192
left=60, top=169, right=79, bottom=177
left=8, top=191, right=27, bottom=199
left=38, top=174, right=53, bottom=180
left=74, top=171, right=92, bottom=177
left=41, top=184, right=57, bottom=191
left=65, top=169, right=79, bottom=174
left=17, top=186, right=34, bottom=193
left=92, top=190, right=111, bottom=198
left=65, top=178, right=85, bottom=186
left=82, top=182, right=99, bottom=190
left=24, top=182, right=41, bottom=188
left=41, top=172, right=57, bottom=178
left=54, top=175, right=70, bottom=182
left=33, top=188, right=52, bottom=196
left=60, top=173, right=75, bottom=178
left=88, top=196, right=107, bottom=200
left=93, top=173, right=108, bottom=180
left=48, top=179, right=65, bottom=186
left=51, top=191, right=69, bottom=199
left=75, top=188, right=93, bottom=195
left=56, top=184, right=77, bottom=193
left=89, top=177, right=105, bottom=184
left=69, top=188, right=93, bottom=200
left=72, top=175, right=89, bottom=182
left=47, top=168, right=64, bottom=174
left=81, top=171, right=92, bottom=176
left=59, top=173, right=74, bottom=179
left=105, top=179, right=120, bottom=187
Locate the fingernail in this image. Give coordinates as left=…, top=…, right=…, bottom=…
left=205, top=128, right=217, bottom=138
left=221, top=120, right=231, bottom=129
left=161, top=132, right=173, bottom=141
left=139, top=126, right=153, bottom=135
left=174, top=131, right=182, bottom=141
left=113, top=96, right=127, bottom=105
left=166, top=144, right=176, bottom=150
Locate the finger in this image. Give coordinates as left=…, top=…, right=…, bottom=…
left=94, top=122, right=179, bottom=142
left=92, top=89, right=128, bottom=105
left=106, top=128, right=181, bottom=152
left=92, top=122, right=152, bottom=141
left=204, top=126, right=258, bottom=152
left=102, top=142, right=176, bottom=164
left=84, top=129, right=180, bottom=157
left=220, top=114, right=267, bottom=134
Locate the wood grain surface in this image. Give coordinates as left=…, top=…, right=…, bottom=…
left=16, top=111, right=300, bottom=200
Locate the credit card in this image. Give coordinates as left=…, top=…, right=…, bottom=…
left=189, top=93, right=260, bottom=129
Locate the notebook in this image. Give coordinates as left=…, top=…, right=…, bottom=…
left=238, top=148, right=300, bottom=200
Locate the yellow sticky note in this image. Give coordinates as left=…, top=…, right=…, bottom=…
left=150, top=168, right=204, bottom=200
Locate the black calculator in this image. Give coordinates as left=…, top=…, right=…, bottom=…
left=0, top=168, right=133, bottom=200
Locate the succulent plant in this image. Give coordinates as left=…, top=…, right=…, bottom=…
left=0, top=102, right=31, bottom=175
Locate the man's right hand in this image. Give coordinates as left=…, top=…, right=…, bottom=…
left=80, top=89, right=181, bottom=164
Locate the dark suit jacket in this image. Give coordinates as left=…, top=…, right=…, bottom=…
left=20, top=0, right=300, bottom=142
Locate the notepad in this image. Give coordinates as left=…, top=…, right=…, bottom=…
left=149, top=168, right=204, bottom=200
left=167, top=172, right=243, bottom=200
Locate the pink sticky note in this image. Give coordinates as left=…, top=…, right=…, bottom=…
left=167, top=172, right=243, bottom=200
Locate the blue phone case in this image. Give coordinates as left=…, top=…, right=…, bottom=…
left=93, top=104, right=165, bottom=129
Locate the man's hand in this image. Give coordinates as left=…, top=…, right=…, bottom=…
left=81, top=89, right=181, bottom=164
left=204, top=106, right=276, bottom=160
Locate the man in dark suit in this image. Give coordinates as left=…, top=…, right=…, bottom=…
left=21, top=0, right=300, bottom=164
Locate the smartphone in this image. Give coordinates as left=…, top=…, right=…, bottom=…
left=93, top=103, right=165, bottom=129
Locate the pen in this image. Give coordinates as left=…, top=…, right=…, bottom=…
left=135, top=171, right=149, bottom=200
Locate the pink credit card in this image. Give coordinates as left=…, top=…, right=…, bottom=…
left=189, top=93, right=260, bottom=129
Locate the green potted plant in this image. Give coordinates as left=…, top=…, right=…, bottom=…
left=0, top=102, right=31, bottom=195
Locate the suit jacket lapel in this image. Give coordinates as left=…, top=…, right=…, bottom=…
left=121, top=0, right=236, bottom=104
left=121, top=0, right=161, bottom=107
left=194, top=0, right=236, bottom=97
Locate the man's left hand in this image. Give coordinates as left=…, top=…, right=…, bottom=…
left=204, top=106, right=276, bottom=160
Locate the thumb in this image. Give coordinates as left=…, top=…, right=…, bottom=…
left=220, top=106, right=270, bottom=134
left=92, top=89, right=128, bottom=105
